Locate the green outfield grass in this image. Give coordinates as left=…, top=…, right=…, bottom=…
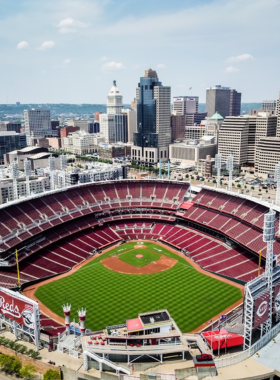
left=119, top=247, right=160, bottom=267
left=35, top=242, right=242, bottom=332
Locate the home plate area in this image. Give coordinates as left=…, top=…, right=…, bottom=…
left=101, top=243, right=177, bottom=275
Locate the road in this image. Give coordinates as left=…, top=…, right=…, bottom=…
left=0, top=373, right=13, bottom=380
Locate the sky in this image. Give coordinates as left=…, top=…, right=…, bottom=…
left=1, top=0, right=280, bottom=104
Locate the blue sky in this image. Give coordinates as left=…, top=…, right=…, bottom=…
left=1, top=0, right=279, bottom=104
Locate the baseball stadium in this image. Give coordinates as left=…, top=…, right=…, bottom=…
left=0, top=179, right=280, bottom=377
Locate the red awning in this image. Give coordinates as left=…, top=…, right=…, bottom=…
left=201, top=328, right=243, bottom=350
left=180, top=201, right=194, bottom=210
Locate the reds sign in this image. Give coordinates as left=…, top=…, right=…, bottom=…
left=274, top=284, right=280, bottom=314
left=254, top=291, right=270, bottom=328
left=0, top=289, right=35, bottom=329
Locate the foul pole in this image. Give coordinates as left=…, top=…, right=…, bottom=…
left=15, top=249, right=21, bottom=289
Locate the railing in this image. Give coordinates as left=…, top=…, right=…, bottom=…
left=214, top=322, right=280, bottom=368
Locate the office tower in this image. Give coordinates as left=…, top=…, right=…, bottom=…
left=24, top=109, right=53, bottom=146
left=206, top=85, right=241, bottom=118
left=255, top=113, right=277, bottom=159
left=0, top=132, right=27, bottom=165
left=262, top=100, right=277, bottom=111
left=218, top=117, right=249, bottom=165
left=67, top=119, right=89, bottom=133
left=0, top=122, right=21, bottom=133
left=94, top=112, right=102, bottom=122
left=173, top=96, right=198, bottom=115
left=88, top=121, right=100, bottom=134
left=132, top=69, right=171, bottom=164
left=276, top=91, right=280, bottom=136
left=51, top=120, right=59, bottom=130
left=204, top=112, right=224, bottom=144
left=99, top=81, right=128, bottom=143
left=185, top=112, right=207, bottom=126
left=122, top=109, right=137, bottom=142
left=255, top=138, right=280, bottom=174
left=171, top=115, right=186, bottom=141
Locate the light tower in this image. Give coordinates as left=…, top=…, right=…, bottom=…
left=215, top=153, right=222, bottom=188
left=24, top=158, right=32, bottom=197
left=226, top=155, right=234, bottom=191
left=62, top=304, right=71, bottom=334
left=48, top=155, right=56, bottom=191
left=60, top=154, right=67, bottom=188
left=78, top=308, right=87, bottom=335
left=275, top=162, right=280, bottom=206
left=263, top=209, right=276, bottom=334
left=11, top=160, right=19, bottom=201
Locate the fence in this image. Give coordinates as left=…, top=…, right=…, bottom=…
left=215, top=321, right=280, bottom=368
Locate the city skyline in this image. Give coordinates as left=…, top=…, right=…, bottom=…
left=1, top=0, right=279, bottom=104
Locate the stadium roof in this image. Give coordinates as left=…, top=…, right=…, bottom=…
left=126, top=318, right=143, bottom=332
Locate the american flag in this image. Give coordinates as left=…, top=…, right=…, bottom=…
left=189, top=87, right=192, bottom=90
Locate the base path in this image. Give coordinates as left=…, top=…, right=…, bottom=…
left=101, top=254, right=177, bottom=274
left=23, top=240, right=244, bottom=333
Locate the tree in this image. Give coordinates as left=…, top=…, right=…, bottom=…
left=43, top=369, right=61, bottom=380
left=237, top=184, right=241, bottom=188
left=213, top=179, right=217, bottom=184
left=266, top=189, right=268, bottom=193
left=251, top=186, right=255, bottom=190
left=185, top=174, right=189, bottom=179
left=20, top=364, right=36, bottom=379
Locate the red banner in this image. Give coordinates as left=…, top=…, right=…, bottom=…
left=254, top=291, right=270, bottom=328
left=0, top=289, right=35, bottom=329
left=274, top=284, right=280, bottom=314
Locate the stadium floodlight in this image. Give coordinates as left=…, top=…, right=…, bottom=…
left=226, top=155, right=234, bottom=192
left=48, top=156, right=56, bottom=191
left=275, top=162, right=280, bottom=206
left=24, top=158, right=32, bottom=197
left=262, top=209, right=276, bottom=334
left=62, top=304, right=71, bottom=335
left=78, top=308, right=87, bottom=335
left=11, top=159, right=19, bottom=201
left=215, top=153, right=222, bottom=188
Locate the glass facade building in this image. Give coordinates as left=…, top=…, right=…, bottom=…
left=0, top=132, right=27, bottom=164
left=134, top=75, right=161, bottom=149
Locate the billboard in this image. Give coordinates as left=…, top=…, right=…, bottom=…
left=274, top=284, right=280, bottom=314
left=0, top=288, right=36, bottom=329
left=254, top=291, right=270, bottom=328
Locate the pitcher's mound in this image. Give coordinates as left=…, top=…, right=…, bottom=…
left=101, top=255, right=177, bottom=274
left=134, top=244, right=146, bottom=248
left=136, top=254, right=143, bottom=258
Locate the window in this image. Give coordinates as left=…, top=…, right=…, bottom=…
left=161, top=151, right=163, bottom=158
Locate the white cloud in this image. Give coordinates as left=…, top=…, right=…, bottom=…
left=17, top=41, right=29, bottom=50
left=41, top=70, right=47, bottom=74
left=57, top=18, right=88, bottom=33
left=38, top=41, right=56, bottom=50
left=102, top=61, right=125, bottom=71
left=225, top=66, right=240, bottom=73
left=63, top=58, right=71, bottom=64
left=226, top=53, right=254, bottom=63
left=100, top=56, right=107, bottom=62
left=156, top=63, right=166, bottom=69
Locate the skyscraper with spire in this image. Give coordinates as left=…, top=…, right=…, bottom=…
left=100, top=81, right=128, bottom=143
left=132, top=69, right=171, bottom=165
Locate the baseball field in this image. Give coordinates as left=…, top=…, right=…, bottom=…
left=34, top=241, right=243, bottom=332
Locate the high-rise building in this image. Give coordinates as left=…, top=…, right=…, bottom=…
left=122, top=109, right=137, bottom=143
left=24, top=109, right=54, bottom=146
left=218, top=116, right=249, bottom=165
left=0, top=132, right=27, bottom=165
left=100, top=81, right=128, bottom=143
left=0, top=122, right=21, bottom=133
left=206, top=85, right=241, bottom=118
left=171, top=115, right=186, bottom=141
left=94, top=112, right=102, bottom=122
left=132, top=69, right=171, bottom=164
left=173, top=96, right=198, bottom=115
left=185, top=112, right=207, bottom=126
left=262, top=100, right=277, bottom=111
left=67, top=119, right=89, bottom=133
